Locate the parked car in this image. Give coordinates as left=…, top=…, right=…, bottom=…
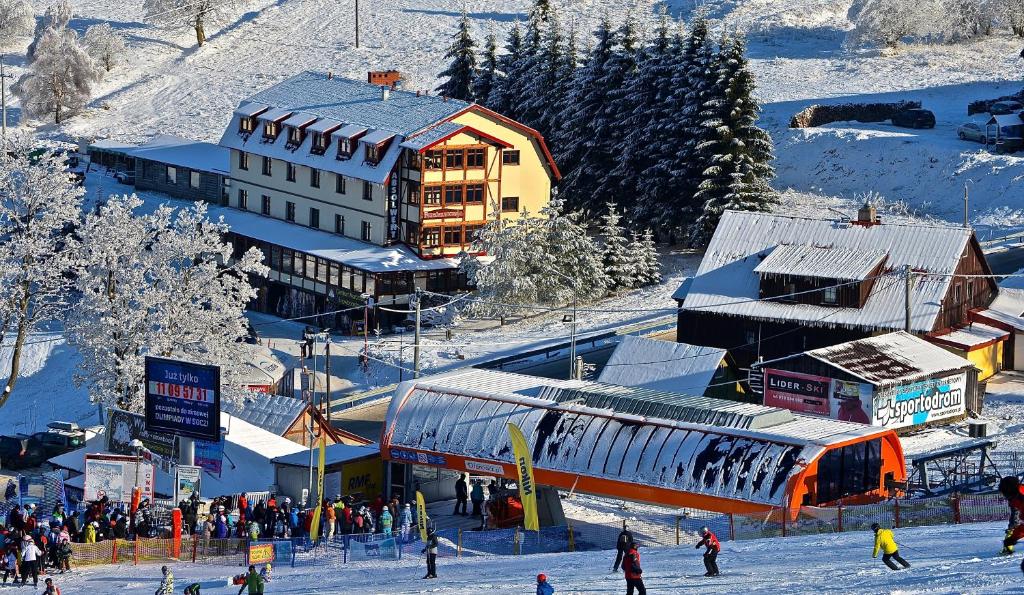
left=892, top=108, right=936, bottom=129
left=0, top=436, right=47, bottom=470
left=30, top=422, right=86, bottom=459
left=957, top=122, right=991, bottom=143
left=989, top=100, right=1023, bottom=115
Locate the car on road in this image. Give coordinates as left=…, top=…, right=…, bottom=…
left=0, top=436, right=47, bottom=470
left=957, top=122, right=991, bottom=143
left=989, top=100, right=1023, bottom=115
left=30, top=422, right=86, bottom=459
left=892, top=108, right=936, bottom=129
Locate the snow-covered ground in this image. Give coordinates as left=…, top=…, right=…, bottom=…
left=36, top=521, right=1024, bottom=593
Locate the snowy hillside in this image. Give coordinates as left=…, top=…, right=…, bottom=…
left=35, top=521, right=1024, bottom=593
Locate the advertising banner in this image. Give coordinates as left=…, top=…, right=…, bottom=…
left=507, top=423, right=539, bottom=532
left=247, top=543, right=274, bottom=565
left=106, top=408, right=178, bottom=466
left=309, top=437, right=326, bottom=541
left=348, top=536, right=398, bottom=561
left=175, top=465, right=201, bottom=502
left=144, top=356, right=221, bottom=441
left=416, top=491, right=428, bottom=542
left=194, top=438, right=224, bottom=477
left=829, top=379, right=873, bottom=424
left=873, top=373, right=966, bottom=429
left=341, top=457, right=382, bottom=500
left=84, top=454, right=154, bottom=503
left=763, top=369, right=831, bottom=416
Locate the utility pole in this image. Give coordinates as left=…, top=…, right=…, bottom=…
left=324, top=336, right=331, bottom=422
left=355, top=0, right=360, bottom=49
left=904, top=264, right=912, bottom=332
left=413, top=288, right=422, bottom=378
left=1, top=54, right=11, bottom=143
left=568, top=289, right=578, bottom=380
left=963, top=185, right=970, bottom=229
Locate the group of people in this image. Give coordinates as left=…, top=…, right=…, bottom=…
left=1, top=503, right=74, bottom=589
left=319, top=493, right=416, bottom=541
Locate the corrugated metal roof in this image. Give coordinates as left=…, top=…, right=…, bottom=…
left=336, top=123, right=368, bottom=138
left=754, top=244, right=887, bottom=281
left=598, top=336, right=728, bottom=397
left=282, top=112, right=317, bottom=127
left=362, top=129, right=395, bottom=145
left=246, top=72, right=470, bottom=136
left=932, top=323, right=1009, bottom=348
left=225, top=393, right=305, bottom=436
left=273, top=443, right=379, bottom=467
left=400, top=122, right=465, bottom=151
left=258, top=107, right=293, bottom=122
left=384, top=370, right=890, bottom=507
left=802, top=331, right=974, bottom=386
left=679, top=211, right=972, bottom=333
left=307, top=118, right=342, bottom=134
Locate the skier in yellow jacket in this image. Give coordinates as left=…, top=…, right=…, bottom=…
left=872, top=523, right=911, bottom=570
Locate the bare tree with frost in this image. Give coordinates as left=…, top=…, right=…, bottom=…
left=143, top=0, right=240, bottom=47
left=0, top=0, right=34, bottom=49
left=83, top=23, right=127, bottom=72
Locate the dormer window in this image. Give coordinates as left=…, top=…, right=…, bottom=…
left=311, top=133, right=329, bottom=155
left=366, top=143, right=381, bottom=165
left=239, top=117, right=255, bottom=134
left=263, top=121, right=280, bottom=141
left=338, top=138, right=354, bottom=160
left=287, top=126, right=304, bottom=147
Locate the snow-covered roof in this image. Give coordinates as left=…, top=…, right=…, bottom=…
left=128, top=135, right=230, bottom=175
left=282, top=112, right=317, bottom=128
left=400, top=122, right=466, bottom=151
left=245, top=72, right=470, bottom=137
left=258, top=107, right=293, bottom=122
left=336, top=123, right=368, bottom=138
left=225, top=393, right=305, bottom=437
left=307, top=118, right=342, bottom=134
left=272, top=443, right=379, bottom=467
left=988, top=114, right=1024, bottom=128
left=383, top=369, right=892, bottom=507
left=679, top=211, right=975, bottom=333
left=931, top=323, right=1009, bottom=349
left=1001, top=268, right=1024, bottom=290
left=753, top=244, right=886, bottom=281
left=361, top=129, right=395, bottom=145
left=50, top=412, right=304, bottom=496
left=976, top=288, right=1024, bottom=331
left=794, top=332, right=975, bottom=386
left=88, top=138, right=135, bottom=151
left=234, top=102, right=268, bottom=118
left=597, top=336, right=727, bottom=395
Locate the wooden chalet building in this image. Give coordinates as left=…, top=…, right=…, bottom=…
left=675, top=205, right=1004, bottom=377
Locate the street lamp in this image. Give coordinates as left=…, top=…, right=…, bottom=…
left=550, top=270, right=579, bottom=380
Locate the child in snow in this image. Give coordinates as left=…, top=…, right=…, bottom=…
left=1, top=548, right=19, bottom=584
left=43, top=577, right=60, bottom=595
left=695, top=527, right=721, bottom=577
left=184, top=583, right=201, bottom=595
left=622, top=542, right=646, bottom=595
left=260, top=563, right=272, bottom=582
left=156, top=566, right=174, bottom=595
left=536, top=573, right=554, bottom=595
left=1000, top=476, right=1024, bottom=558
left=871, top=523, right=911, bottom=571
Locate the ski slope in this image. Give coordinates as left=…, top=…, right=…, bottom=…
left=41, top=521, right=1024, bottom=594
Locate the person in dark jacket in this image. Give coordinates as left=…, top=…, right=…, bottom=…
left=421, top=528, right=438, bottom=579
left=536, top=573, right=554, bottom=595
left=696, top=527, right=721, bottom=577
left=622, top=543, right=646, bottom=595
left=1001, top=476, right=1024, bottom=564
left=453, top=474, right=468, bottom=516
left=613, top=521, right=634, bottom=572
left=470, top=480, right=485, bottom=517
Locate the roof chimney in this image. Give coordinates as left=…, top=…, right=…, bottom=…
left=855, top=200, right=879, bottom=226
left=381, top=86, right=390, bottom=101
left=327, top=71, right=333, bottom=80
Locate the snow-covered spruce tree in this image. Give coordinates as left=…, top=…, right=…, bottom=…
left=486, top=22, right=524, bottom=114
left=435, top=11, right=477, bottom=102
left=68, top=195, right=268, bottom=413
left=459, top=213, right=544, bottom=319
left=143, top=0, right=239, bottom=47
left=83, top=23, right=127, bottom=72
left=0, top=137, right=84, bottom=409
left=536, top=198, right=608, bottom=304
left=554, top=18, right=617, bottom=214
left=502, top=10, right=544, bottom=124
left=0, top=0, right=33, bottom=49
left=520, top=10, right=564, bottom=138
left=599, top=202, right=635, bottom=290
left=632, top=229, right=662, bottom=286
left=14, top=6, right=98, bottom=124
left=472, top=32, right=498, bottom=104
left=692, top=35, right=776, bottom=247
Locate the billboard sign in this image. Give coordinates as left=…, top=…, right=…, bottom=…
left=145, top=356, right=221, bottom=441
left=873, top=373, right=966, bottom=429
left=106, top=408, right=178, bottom=471
left=175, top=465, right=201, bottom=503
left=763, top=369, right=831, bottom=416
left=84, top=454, right=154, bottom=503
left=195, top=438, right=224, bottom=477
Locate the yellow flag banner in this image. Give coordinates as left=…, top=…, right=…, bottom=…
left=507, top=422, right=539, bottom=531
left=416, top=490, right=429, bottom=542
left=309, top=436, right=327, bottom=541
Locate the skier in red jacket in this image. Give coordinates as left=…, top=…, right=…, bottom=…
left=695, top=527, right=721, bottom=577
left=622, top=543, right=646, bottom=595
left=1000, top=476, right=1024, bottom=570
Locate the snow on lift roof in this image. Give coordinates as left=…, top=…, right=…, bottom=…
left=597, top=336, right=728, bottom=396
left=234, top=102, right=269, bottom=118
left=799, top=331, right=974, bottom=386
left=282, top=112, right=317, bottom=128
left=754, top=244, right=887, bottom=281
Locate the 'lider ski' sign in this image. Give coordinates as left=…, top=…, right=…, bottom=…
left=144, top=356, right=221, bottom=442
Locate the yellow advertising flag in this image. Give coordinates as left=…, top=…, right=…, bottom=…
left=416, top=490, right=429, bottom=542
left=507, top=422, right=539, bottom=531
left=309, top=435, right=327, bottom=541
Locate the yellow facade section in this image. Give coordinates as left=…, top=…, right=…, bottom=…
left=966, top=343, right=1003, bottom=380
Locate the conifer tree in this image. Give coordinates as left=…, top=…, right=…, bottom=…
left=472, top=32, right=498, bottom=104
left=600, top=202, right=634, bottom=290
left=520, top=10, right=564, bottom=136
left=633, top=229, right=662, bottom=286
left=487, top=23, right=524, bottom=114
left=435, top=12, right=477, bottom=101
left=692, top=34, right=777, bottom=246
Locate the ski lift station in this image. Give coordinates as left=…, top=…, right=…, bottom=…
left=382, top=369, right=906, bottom=520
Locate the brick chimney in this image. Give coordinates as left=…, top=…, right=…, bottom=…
left=854, top=200, right=880, bottom=226
left=367, top=70, right=402, bottom=88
